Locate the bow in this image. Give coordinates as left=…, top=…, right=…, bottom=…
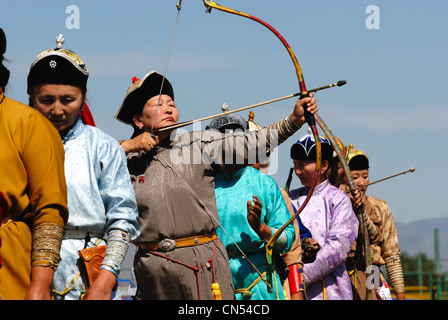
left=202, top=0, right=375, bottom=288
left=203, top=0, right=322, bottom=291
left=315, top=115, right=373, bottom=283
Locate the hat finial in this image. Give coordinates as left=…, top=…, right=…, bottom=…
left=248, top=110, right=254, bottom=122
left=221, top=103, right=229, bottom=113
left=55, top=34, right=65, bottom=49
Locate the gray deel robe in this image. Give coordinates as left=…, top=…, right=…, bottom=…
left=127, top=117, right=301, bottom=299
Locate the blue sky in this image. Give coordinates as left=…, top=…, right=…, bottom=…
left=2, top=0, right=447, bottom=224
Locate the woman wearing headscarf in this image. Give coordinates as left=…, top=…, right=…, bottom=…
left=27, top=34, right=139, bottom=300
left=115, top=70, right=318, bottom=299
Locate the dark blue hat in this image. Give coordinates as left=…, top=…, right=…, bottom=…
left=290, top=134, right=334, bottom=161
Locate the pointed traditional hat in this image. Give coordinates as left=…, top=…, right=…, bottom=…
left=115, top=70, right=174, bottom=125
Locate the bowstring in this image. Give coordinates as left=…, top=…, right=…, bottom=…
left=150, top=1, right=183, bottom=132
left=156, top=151, right=270, bottom=289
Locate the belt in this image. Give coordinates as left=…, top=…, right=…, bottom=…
left=139, top=232, right=217, bottom=252
left=63, top=230, right=103, bottom=240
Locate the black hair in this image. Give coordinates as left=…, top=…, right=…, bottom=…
left=0, top=28, right=10, bottom=90
left=348, top=155, right=369, bottom=171
left=326, top=156, right=340, bottom=186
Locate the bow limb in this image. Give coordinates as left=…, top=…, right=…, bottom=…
left=314, top=115, right=356, bottom=191
left=203, top=0, right=307, bottom=93
left=203, top=0, right=322, bottom=290
left=313, top=114, right=373, bottom=276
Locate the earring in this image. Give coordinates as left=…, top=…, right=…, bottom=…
left=138, top=125, right=143, bottom=130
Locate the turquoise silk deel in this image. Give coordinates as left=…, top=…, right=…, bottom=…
left=215, top=167, right=295, bottom=300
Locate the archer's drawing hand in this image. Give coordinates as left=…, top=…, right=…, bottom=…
left=120, top=132, right=159, bottom=154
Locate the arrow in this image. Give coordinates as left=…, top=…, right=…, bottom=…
left=155, top=80, right=347, bottom=133
left=348, top=167, right=416, bottom=192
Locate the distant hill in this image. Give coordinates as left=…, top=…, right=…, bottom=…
left=395, top=217, right=448, bottom=260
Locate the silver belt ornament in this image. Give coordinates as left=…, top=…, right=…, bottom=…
left=158, top=238, right=177, bottom=252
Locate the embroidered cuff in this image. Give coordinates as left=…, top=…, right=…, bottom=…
left=31, top=222, right=64, bottom=270
left=272, top=227, right=288, bottom=253
left=101, top=229, right=131, bottom=277
left=385, top=255, right=405, bottom=293
left=263, top=116, right=302, bottom=153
